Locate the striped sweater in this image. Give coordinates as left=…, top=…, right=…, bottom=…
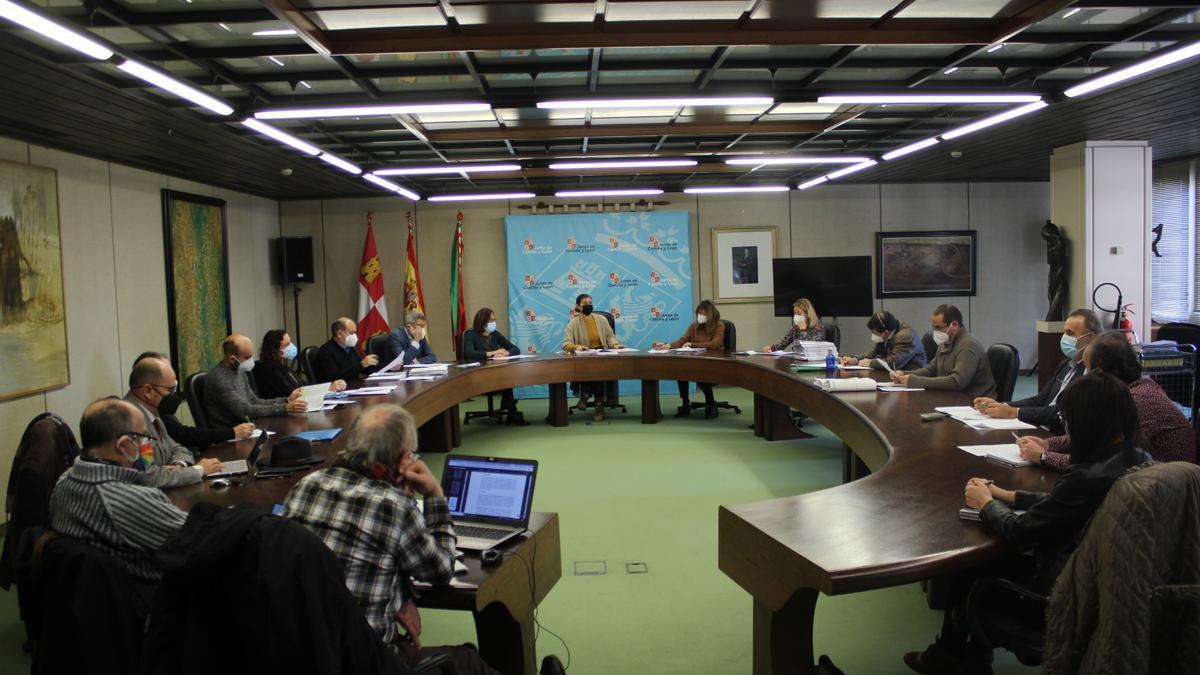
left=49, top=458, right=188, bottom=582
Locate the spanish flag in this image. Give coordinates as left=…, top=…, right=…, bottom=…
left=403, top=211, right=425, bottom=315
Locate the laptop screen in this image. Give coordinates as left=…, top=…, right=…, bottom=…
left=442, top=456, right=537, bottom=525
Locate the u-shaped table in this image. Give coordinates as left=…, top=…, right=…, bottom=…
left=169, top=352, right=1053, bottom=675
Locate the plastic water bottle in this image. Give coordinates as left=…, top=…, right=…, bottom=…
left=825, top=349, right=836, bottom=372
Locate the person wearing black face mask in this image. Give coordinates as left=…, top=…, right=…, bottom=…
left=124, top=357, right=224, bottom=488
left=49, top=398, right=190, bottom=583
left=562, top=293, right=624, bottom=422
left=132, top=352, right=256, bottom=452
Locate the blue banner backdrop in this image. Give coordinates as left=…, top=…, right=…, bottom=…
left=505, top=211, right=693, bottom=399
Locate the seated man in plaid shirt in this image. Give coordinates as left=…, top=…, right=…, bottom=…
left=282, top=404, right=497, bottom=674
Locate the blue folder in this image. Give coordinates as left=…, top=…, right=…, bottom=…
left=295, top=428, right=342, bottom=442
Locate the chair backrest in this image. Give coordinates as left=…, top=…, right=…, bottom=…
left=987, top=343, right=1020, bottom=403
left=922, top=331, right=938, bottom=360
left=183, top=371, right=210, bottom=429
left=301, top=346, right=319, bottom=382
left=593, top=310, right=616, bottom=331
left=822, top=321, right=841, bottom=350
left=722, top=319, right=737, bottom=351
left=366, top=334, right=390, bottom=358
left=1158, top=322, right=1200, bottom=350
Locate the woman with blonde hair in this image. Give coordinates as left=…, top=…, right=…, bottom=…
left=764, top=297, right=825, bottom=351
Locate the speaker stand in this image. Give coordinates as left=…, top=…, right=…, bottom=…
left=292, top=283, right=302, bottom=347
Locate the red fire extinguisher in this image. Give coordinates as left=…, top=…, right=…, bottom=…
left=1118, top=304, right=1137, bottom=344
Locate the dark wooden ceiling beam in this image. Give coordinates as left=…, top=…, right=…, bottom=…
left=46, top=7, right=278, bottom=27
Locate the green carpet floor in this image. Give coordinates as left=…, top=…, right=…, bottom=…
left=0, top=379, right=1042, bottom=675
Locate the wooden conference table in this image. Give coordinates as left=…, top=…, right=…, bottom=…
left=167, top=351, right=1055, bottom=675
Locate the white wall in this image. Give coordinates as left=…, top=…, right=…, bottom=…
left=0, top=136, right=283, bottom=509
left=282, top=181, right=1050, bottom=373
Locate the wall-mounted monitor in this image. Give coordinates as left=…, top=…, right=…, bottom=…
left=772, top=256, right=874, bottom=318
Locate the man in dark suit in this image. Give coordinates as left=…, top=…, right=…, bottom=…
left=313, top=317, right=380, bottom=383
left=974, top=308, right=1101, bottom=432
left=380, top=311, right=437, bottom=370
left=132, top=352, right=255, bottom=448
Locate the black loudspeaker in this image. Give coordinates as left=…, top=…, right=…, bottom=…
left=274, top=237, right=314, bottom=284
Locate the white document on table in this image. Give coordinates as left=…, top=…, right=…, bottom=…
left=456, top=362, right=482, bottom=368
left=878, top=386, right=924, bottom=392
left=648, top=349, right=670, bottom=354
left=737, top=350, right=791, bottom=356
left=966, top=419, right=1037, bottom=431
left=225, top=430, right=276, bottom=443
left=958, top=443, right=1031, bottom=467
left=935, top=406, right=989, bottom=421
left=670, top=346, right=706, bottom=353
left=491, top=354, right=537, bottom=360
left=321, top=400, right=357, bottom=410
left=376, top=351, right=406, bottom=374
left=345, top=385, right=398, bottom=396
left=301, top=383, right=332, bottom=412
left=838, top=365, right=871, bottom=371
left=366, top=371, right=407, bottom=381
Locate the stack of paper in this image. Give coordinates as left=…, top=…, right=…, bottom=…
left=790, top=341, right=838, bottom=362
left=345, top=385, right=398, bottom=396
left=671, top=346, right=706, bottom=353
left=736, top=350, right=791, bottom=356
left=366, top=370, right=406, bottom=381
left=838, top=364, right=871, bottom=371
left=958, top=443, right=1031, bottom=467
left=813, top=377, right=877, bottom=392
left=491, top=353, right=538, bottom=360
left=301, top=383, right=333, bottom=412
left=407, top=364, right=449, bottom=379
left=935, top=406, right=989, bottom=422
left=964, top=418, right=1037, bottom=431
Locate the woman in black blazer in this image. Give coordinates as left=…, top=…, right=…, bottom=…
left=461, top=307, right=529, bottom=426
left=253, top=329, right=346, bottom=399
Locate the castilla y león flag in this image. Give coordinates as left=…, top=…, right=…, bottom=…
left=403, top=211, right=425, bottom=315
left=357, top=212, right=390, bottom=353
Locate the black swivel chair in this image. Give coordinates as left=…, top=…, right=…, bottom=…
left=922, top=331, right=938, bottom=361
left=183, top=371, right=210, bottom=428
left=1158, top=322, right=1200, bottom=350
left=688, top=320, right=742, bottom=415
left=300, top=346, right=319, bottom=383
left=461, top=332, right=509, bottom=425
left=822, top=321, right=841, bottom=351
left=366, top=334, right=390, bottom=359
left=987, top=343, right=1021, bottom=404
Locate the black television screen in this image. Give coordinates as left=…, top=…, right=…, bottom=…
left=773, top=256, right=874, bottom=318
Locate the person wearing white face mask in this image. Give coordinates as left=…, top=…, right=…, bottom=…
left=764, top=297, right=825, bottom=352
left=842, top=310, right=926, bottom=371
left=254, top=328, right=347, bottom=399
left=315, top=317, right=382, bottom=383
left=462, top=307, right=530, bottom=426
left=204, top=333, right=307, bottom=429
left=892, top=304, right=996, bottom=398
left=382, top=311, right=438, bottom=369
left=653, top=300, right=726, bottom=418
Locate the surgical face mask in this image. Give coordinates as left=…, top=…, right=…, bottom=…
left=282, top=343, right=298, bottom=361
left=486, top=321, right=498, bottom=333
left=344, top=332, right=359, bottom=349
left=696, top=314, right=707, bottom=325
left=793, top=314, right=807, bottom=329
left=932, top=330, right=950, bottom=346
left=1060, top=334, right=1081, bottom=359
left=409, top=326, right=424, bottom=340
left=870, top=332, right=885, bottom=344
left=237, top=356, right=256, bottom=373
left=157, top=391, right=181, bottom=416
left=581, top=304, right=594, bottom=316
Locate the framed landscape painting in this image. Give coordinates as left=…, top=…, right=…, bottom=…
left=876, top=230, right=977, bottom=298
left=0, top=160, right=69, bottom=401
left=162, top=190, right=231, bottom=378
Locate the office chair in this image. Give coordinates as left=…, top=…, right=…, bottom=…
left=593, top=311, right=627, bottom=414
left=922, top=331, right=938, bottom=361
left=460, top=332, right=509, bottom=425
left=366, top=334, right=390, bottom=359
left=822, top=321, right=841, bottom=351
left=987, top=343, right=1020, bottom=403
left=183, top=371, right=210, bottom=428
left=1158, top=322, right=1200, bottom=350
left=689, top=320, right=741, bottom=415
left=301, top=346, right=319, bottom=383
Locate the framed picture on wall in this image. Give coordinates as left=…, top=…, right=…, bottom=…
left=0, top=159, right=70, bottom=401
left=161, top=189, right=232, bottom=378
left=876, top=230, right=977, bottom=298
left=712, top=227, right=776, bottom=303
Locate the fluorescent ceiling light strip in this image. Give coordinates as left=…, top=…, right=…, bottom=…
left=940, top=101, right=1049, bottom=140
left=825, top=160, right=879, bottom=180
left=943, top=67, right=959, bottom=74
left=0, top=0, right=113, bottom=60
left=1063, top=8, right=1081, bottom=18
left=1064, top=40, right=1200, bottom=98
left=986, top=43, right=1004, bottom=53
left=363, top=174, right=420, bottom=200
left=882, top=137, right=940, bottom=161
left=537, top=96, right=774, bottom=110
left=373, top=163, right=521, bottom=176
left=818, top=94, right=1043, bottom=104
left=797, top=176, right=829, bottom=190
left=725, top=156, right=871, bottom=166
left=241, top=119, right=320, bottom=156
left=683, top=185, right=790, bottom=194
left=255, top=102, right=491, bottom=119
left=555, top=189, right=664, bottom=198
left=548, top=159, right=697, bottom=170
left=428, top=192, right=535, bottom=202
left=319, top=153, right=362, bottom=175
left=252, top=29, right=296, bottom=36
left=117, top=60, right=233, bottom=116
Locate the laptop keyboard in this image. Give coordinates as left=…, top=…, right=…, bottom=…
left=456, top=524, right=513, bottom=540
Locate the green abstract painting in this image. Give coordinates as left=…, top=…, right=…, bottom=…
left=162, top=190, right=230, bottom=379
left=0, top=160, right=69, bottom=401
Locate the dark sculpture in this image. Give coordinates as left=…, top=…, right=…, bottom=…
left=1042, top=220, right=1068, bottom=322
left=1151, top=223, right=1163, bottom=258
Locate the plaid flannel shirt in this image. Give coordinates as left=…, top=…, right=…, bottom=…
left=283, top=467, right=457, bottom=644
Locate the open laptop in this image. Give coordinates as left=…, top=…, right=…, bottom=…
left=440, top=455, right=538, bottom=551
left=206, top=430, right=267, bottom=479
